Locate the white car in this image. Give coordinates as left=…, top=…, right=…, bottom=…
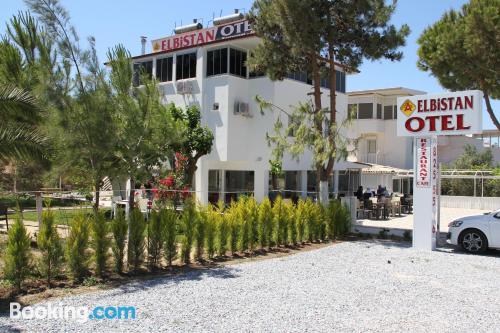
left=447, top=209, right=500, bottom=253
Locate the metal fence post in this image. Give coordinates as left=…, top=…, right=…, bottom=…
left=35, top=191, right=43, bottom=231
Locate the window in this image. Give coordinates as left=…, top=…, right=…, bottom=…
left=132, top=60, right=153, bottom=86
left=156, top=57, right=173, bottom=82
left=367, top=139, right=377, bottom=154
left=384, top=105, right=393, bottom=119
left=206, top=48, right=228, bottom=77
left=358, top=103, right=373, bottom=119
left=287, top=71, right=312, bottom=84
left=229, top=48, right=247, bottom=78
left=348, top=104, right=358, bottom=119
left=307, top=171, right=317, bottom=193
left=377, top=104, right=382, bottom=119
left=393, top=105, right=397, bottom=119
left=225, top=170, right=254, bottom=203
left=176, top=52, right=197, bottom=80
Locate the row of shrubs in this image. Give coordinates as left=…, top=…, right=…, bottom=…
left=2, top=196, right=351, bottom=290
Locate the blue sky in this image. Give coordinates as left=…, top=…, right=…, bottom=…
left=1, top=0, right=497, bottom=129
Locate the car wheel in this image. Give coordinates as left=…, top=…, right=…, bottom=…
left=459, top=229, right=488, bottom=254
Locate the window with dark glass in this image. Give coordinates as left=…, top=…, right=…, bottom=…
left=358, top=103, right=373, bottom=119
left=156, top=57, right=173, bottom=82
left=348, top=104, right=358, bottom=119
left=393, top=105, right=397, bottom=119
left=132, top=60, right=153, bottom=86
left=377, top=104, right=382, bottom=119
left=206, top=48, right=228, bottom=77
left=176, top=52, right=197, bottom=80
left=384, top=105, right=394, bottom=119
left=229, top=48, right=247, bottom=78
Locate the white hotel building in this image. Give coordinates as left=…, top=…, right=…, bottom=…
left=128, top=12, right=499, bottom=205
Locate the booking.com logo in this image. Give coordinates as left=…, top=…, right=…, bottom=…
left=10, top=302, right=136, bottom=323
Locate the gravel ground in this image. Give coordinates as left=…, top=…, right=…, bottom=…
left=1, top=241, right=499, bottom=333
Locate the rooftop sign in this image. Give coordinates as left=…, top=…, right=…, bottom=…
left=151, top=20, right=253, bottom=53
left=396, top=90, right=483, bottom=137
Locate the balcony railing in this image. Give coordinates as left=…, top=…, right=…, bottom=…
left=358, top=152, right=383, bottom=164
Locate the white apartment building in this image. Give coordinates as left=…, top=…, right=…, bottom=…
left=127, top=12, right=499, bottom=205
left=129, top=14, right=355, bottom=205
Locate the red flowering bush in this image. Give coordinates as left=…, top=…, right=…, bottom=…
left=154, top=152, right=193, bottom=206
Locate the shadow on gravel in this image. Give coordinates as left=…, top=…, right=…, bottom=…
left=0, top=323, right=21, bottom=333
left=113, top=266, right=241, bottom=296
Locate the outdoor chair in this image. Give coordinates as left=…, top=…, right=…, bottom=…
left=0, top=205, right=10, bottom=230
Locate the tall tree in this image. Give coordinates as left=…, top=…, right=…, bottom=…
left=106, top=45, right=183, bottom=211
left=417, top=0, right=500, bottom=130
left=25, top=0, right=118, bottom=211
left=248, top=0, right=409, bottom=203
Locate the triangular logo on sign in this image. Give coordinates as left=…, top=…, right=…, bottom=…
left=400, top=99, right=416, bottom=117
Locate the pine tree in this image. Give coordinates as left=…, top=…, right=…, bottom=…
left=179, top=198, right=197, bottom=264
left=127, top=209, right=147, bottom=271
left=37, top=209, right=63, bottom=287
left=147, top=210, right=164, bottom=270
left=216, top=201, right=229, bottom=257
left=110, top=209, right=127, bottom=273
left=249, top=0, right=409, bottom=204
left=204, top=207, right=217, bottom=260
left=4, top=213, right=31, bottom=290
left=195, top=207, right=206, bottom=261
left=66, top=213, right=90, bottom=281
left=162, top=208, right=178, bottom=268
left=258, top=197, right=273, bottom=249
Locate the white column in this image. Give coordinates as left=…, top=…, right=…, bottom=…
left=254, top=167, right=269, bottom=202
left=300, top=170, right=308, bottom=198
left=195, top=158, right=209, bottom=205
left=333, top=170, right=339, bottom=196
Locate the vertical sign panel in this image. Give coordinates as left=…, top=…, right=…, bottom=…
left=416, top=138, right=431, bottom=187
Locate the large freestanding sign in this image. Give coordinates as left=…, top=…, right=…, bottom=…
left=397, top=90, right=483, bottom=250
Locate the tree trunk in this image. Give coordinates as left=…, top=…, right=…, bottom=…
left=185, top=160, right=197, bottom=189
left=94, top=178, right=100, bottom=215
left=484, top=93, right=500, bottom=130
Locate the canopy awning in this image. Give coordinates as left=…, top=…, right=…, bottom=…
left=361, top=163, right=411, bottom=175
left=333, top=160, right=370, bottom=171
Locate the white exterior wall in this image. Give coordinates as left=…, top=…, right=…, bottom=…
left=138, top=38, right=347, bottom=204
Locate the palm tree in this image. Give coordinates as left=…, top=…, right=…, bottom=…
left=0, top=84, right=49, bottom=162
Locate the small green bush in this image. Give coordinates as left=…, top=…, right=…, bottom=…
left=227, top=203, right=240, bottom=256
left=195, top=207, right=206, bottom=261
left=37, top=209, right=63, bottom=287
left=147, top=210, right=164, bottom=270
left=295, top=199, right=306, bottom=244
left=287, top=201, right=297, bottom=246
left=246, top=197, right=259, bottom=252
left=179, top=199, right=197, bottom=264
left=258, top=197, right=273, bottom=249
left=305, top=198, right=316, bottom=242
left=237, top=198, right=250, bottom=253
left=162, top=208, right=178, bottom=268
left=127, top=209, right=147, bottom=271
left=66, top=213, right=90, bottom=282
left=204, top=207, right=217, bottom=259
left=272, top=196, right=286, bottom=246
left=216, top=202, right=229, bottom=257
left=110, top=210, right=127, bottom=273
left=91, top=212, right=110, bottom=278
left=4, top=213, right=31, bottom=290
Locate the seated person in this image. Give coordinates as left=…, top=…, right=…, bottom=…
left=355, top=186, right=364, bottom=200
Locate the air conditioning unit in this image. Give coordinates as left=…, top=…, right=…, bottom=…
left=176, top=81, right=193, bottom=95
left=233, top=101, right=251, bottom=117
